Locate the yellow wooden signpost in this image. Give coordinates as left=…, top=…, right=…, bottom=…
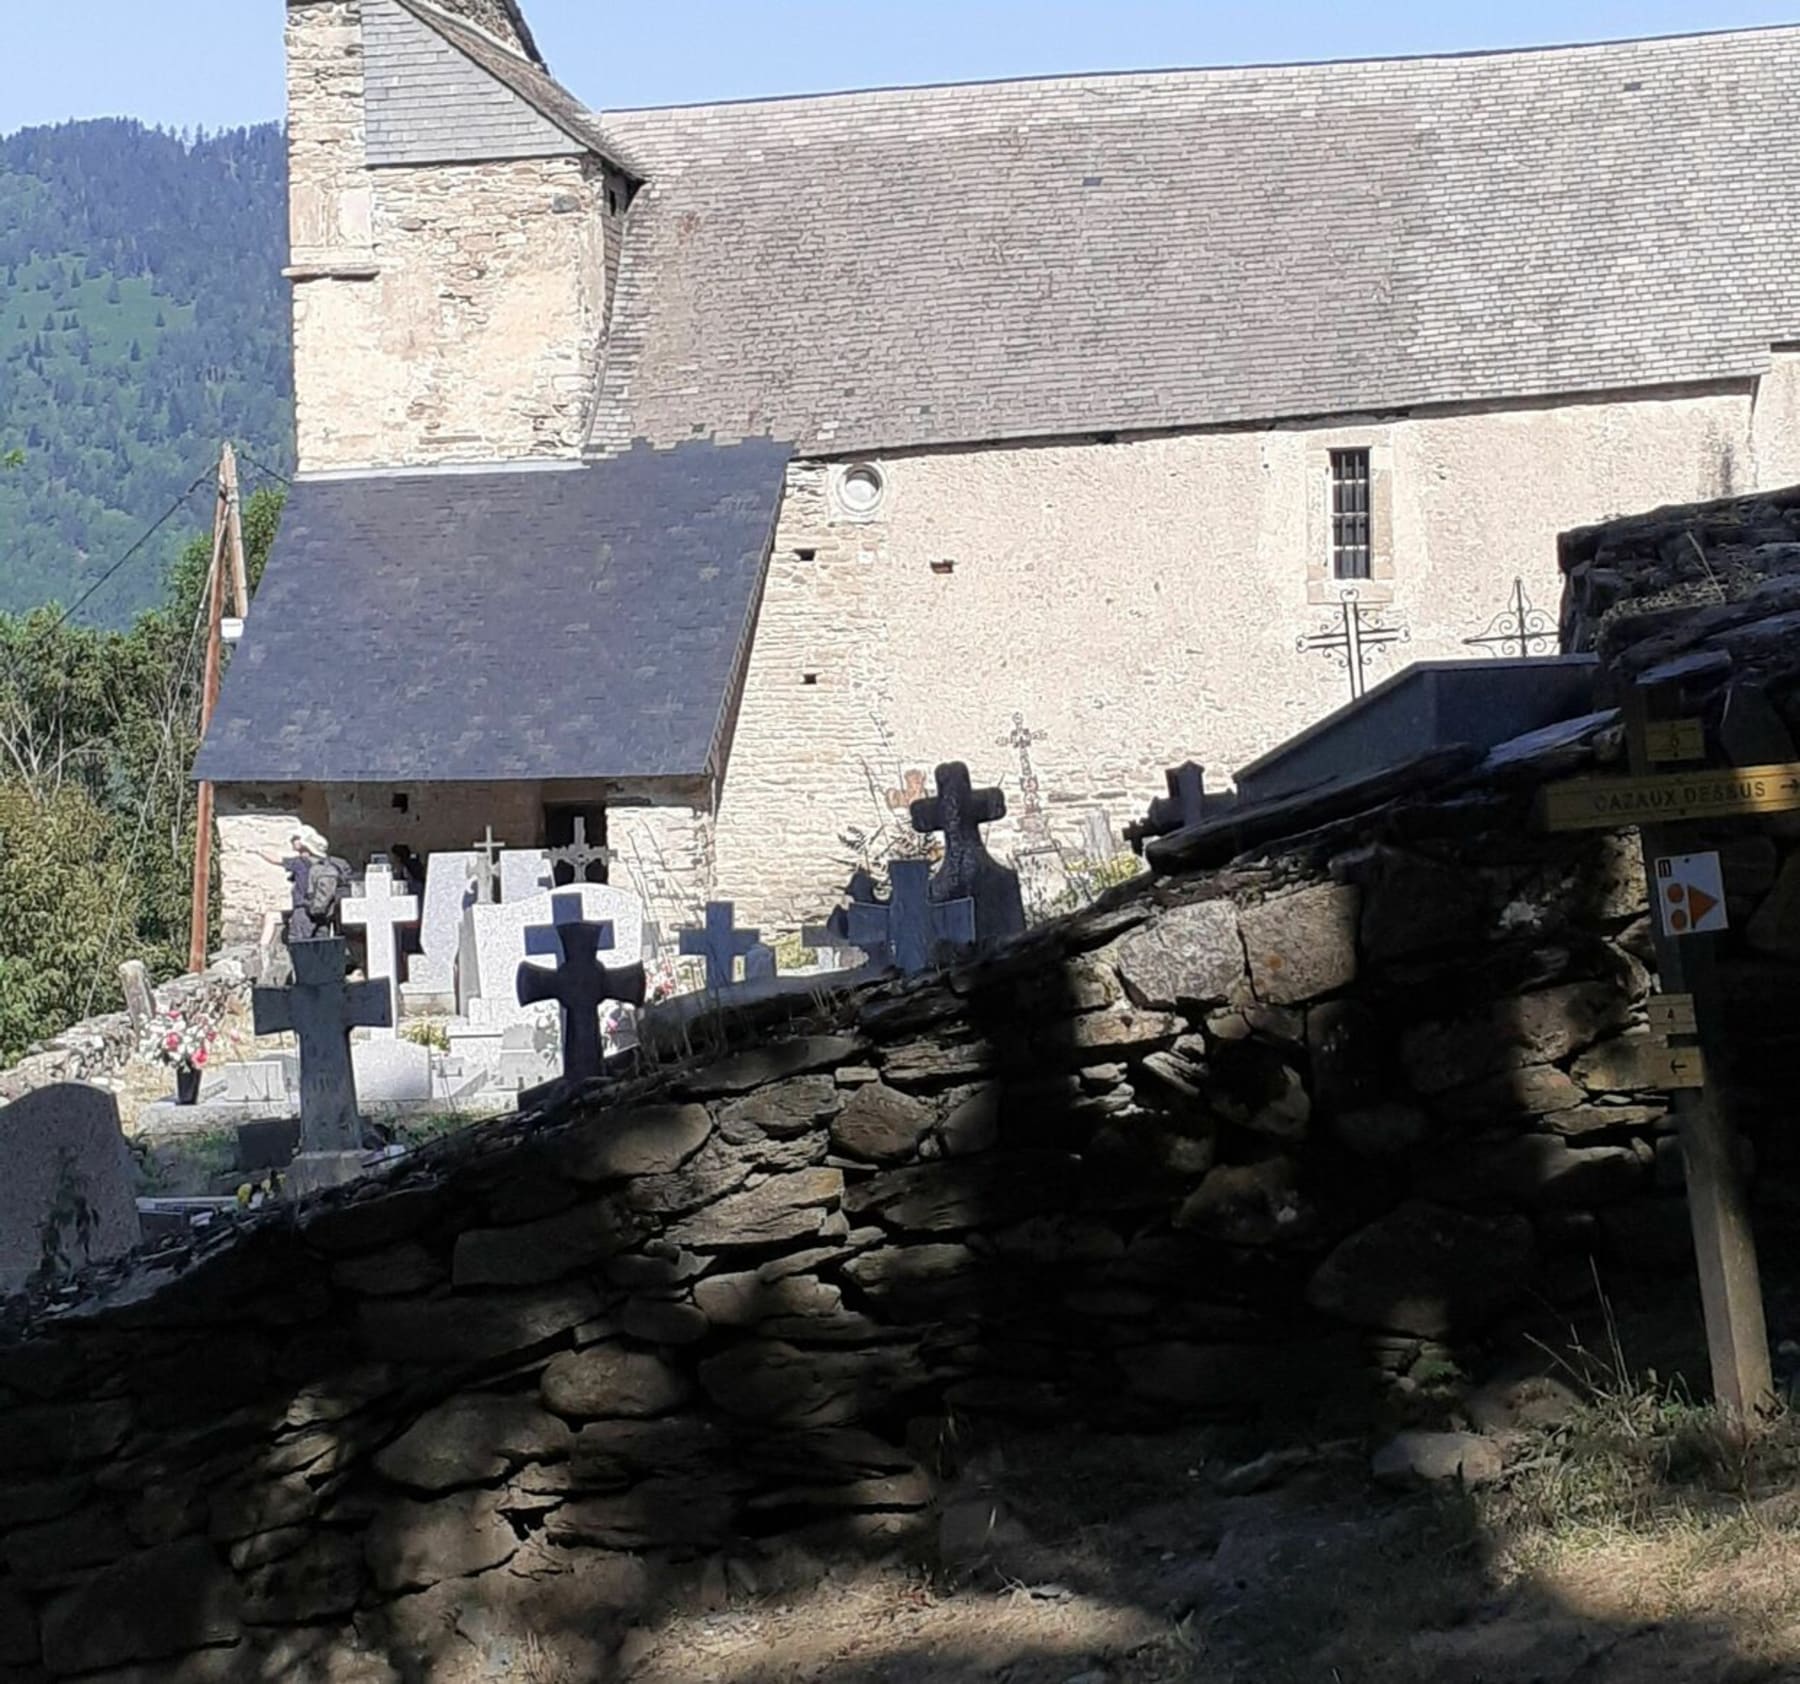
left=1540, top=683, right=1776, bottom=1424
left=1539, top=762, right=1800, bottom=832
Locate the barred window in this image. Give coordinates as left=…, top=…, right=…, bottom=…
left=1330, top=448, right=1372, bottom=581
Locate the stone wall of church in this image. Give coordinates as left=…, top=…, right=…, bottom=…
left=713, top=381, right=1800, bottom=929
left=286, top=0, right=607, bottom=472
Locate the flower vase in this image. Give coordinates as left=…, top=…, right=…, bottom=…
left=175, top=1064, right=202, bottom=1106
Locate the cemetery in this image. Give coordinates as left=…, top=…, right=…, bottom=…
left=5, top=481, right=1800, bottom=1677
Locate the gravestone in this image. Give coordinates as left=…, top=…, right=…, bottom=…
left=517, top=894, right=648, bottom=1084
left=911, top=761, right=1027, bottom=944
left=352, top=1039, right=434, bottom=1105
left=745, top=943, right=778, bottom=982
left=848, top=858, right=976, bottom=976
left=460, top=882, right=646, bottom=1024
left=549, top=817, right=615, bottom=886
left=252, top=939, right=392, bottom=1155
left=678, top=902, right=762, bottom=990
left=805, top=869, right=890, bottom=969
left=118, top=960, right=156, bottom=1028
left=1126, top=762, right=1207, bottom=853
left=469, top=827, right=505, bottom=906
left=341, top=861, right=419, bottom=1037
left=404, top=850, right=479, bottom=1006
left=0, top=1084, right=142, bottom=1295
left=501, top=850, right=554, bottom=904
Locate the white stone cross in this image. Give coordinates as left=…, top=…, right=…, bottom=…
left=549, top=817, right=616, bottom=885
left=252, top=940, right=391, bottom=1153
left=342, top=861, right=418, bottom=1038
left=468, top=827, right=505, bottom=905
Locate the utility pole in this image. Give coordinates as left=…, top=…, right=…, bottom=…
left=187, top=444, right=247, bottom=973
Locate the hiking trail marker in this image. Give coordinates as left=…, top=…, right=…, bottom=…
left=1539, top=762, right=1800, bottom=831
left=1655, top=852, right=1728, bottom=938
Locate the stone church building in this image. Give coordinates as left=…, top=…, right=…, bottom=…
left=199, top=0, right=1800, bottom=940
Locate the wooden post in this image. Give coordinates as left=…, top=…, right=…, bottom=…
left=1627, top=681, right=1774, bottom=1423
left=186, top=445, right=241, bottom=973
left=220, top=443, right=249, bottom=619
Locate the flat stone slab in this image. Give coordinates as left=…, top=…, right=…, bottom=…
left=0, top=1084, right=143, bottom=1295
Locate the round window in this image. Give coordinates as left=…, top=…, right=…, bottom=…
left=837, top=463, right=886, bottom=518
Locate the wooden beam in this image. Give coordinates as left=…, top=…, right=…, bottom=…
left=186, top=449, right=232, bottom=974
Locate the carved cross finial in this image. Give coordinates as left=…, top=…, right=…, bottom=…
left=549, top=816, right=616, bottom=885
left=468, top=826, right=506, bottom=905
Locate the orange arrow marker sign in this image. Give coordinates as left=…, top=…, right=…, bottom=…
left=1655, top=852, right=1729, bottom=938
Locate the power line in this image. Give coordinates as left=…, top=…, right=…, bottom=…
left=236, top=449, right=293, bottom=488
left=39, top=468, right=216, bottom=633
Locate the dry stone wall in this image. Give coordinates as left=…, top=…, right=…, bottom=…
left=0, top=782, right=1722, bottom=1681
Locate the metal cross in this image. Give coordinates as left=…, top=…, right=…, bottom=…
left=678, top=901, right=763, bottom=991
left=1463, top=576, right=1558, bottom=661
left=995, top=712, right=1050, bottom=840
left=1296, top=588, right=1410, bottom=703
left=517, top=893, right=644, bottom=1085
left=468, top=826, right=505, bottom=905
left=548, top=816, right=616, bottom=885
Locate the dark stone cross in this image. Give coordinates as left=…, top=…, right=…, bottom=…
left=678, top=901, right=762, bottom=991
left=847, top=858, right=977, bottom=976
left=1127, top=760, right=1207, bottom=852
left=467, top=826, right=505, bottom=906
left=252, top=939, right=391, bottom=1153
left=517, top=894, right=647, bottom=1084
left=910, top=760, right=1026, bottom=944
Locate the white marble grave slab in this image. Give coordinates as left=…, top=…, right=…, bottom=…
left=352, top=1039, right=434, bottom=1105
left=457, top=883, right=646, bottom=1023
left=200, top=1059, right=290, bottom=1104
left=500, top=850, right=553, bottom=904
left=406, top=850, right=479, bottom=1000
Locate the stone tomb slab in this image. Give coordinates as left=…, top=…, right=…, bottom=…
left=0, top=1083, right=143, bottom=1295
left=405, top=849, right=479, bottom=1003
left=459, top=884, right=646, bottom=1023
left=500, top=850, right=554, bottom=905
left=353, top=1039, right=435, bottom=1105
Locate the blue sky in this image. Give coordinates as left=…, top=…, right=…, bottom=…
left=2, top=1, right=1797, bottom=132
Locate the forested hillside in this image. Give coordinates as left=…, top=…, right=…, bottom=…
left=0, top=120, right=292, bottom=620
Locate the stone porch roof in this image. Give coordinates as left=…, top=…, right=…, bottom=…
left=193, top=439, right=791, bottom=787
left=587, top=26, right=1800, bottom=457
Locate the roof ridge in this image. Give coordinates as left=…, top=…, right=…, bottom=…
left=599, top=20, right=1800, bottom=120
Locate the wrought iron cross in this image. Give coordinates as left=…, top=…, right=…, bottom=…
left=995, top=712, right=1050, bottom=840
left=1463, top=576, right=1558, bottom=660
left=467, top=825, right=505, bottom=905
left=549, top=816, right=616, bottom=885
left=1296, top=588, right=1409, bottom=703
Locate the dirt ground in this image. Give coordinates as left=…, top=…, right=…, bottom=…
left=617, top=1266, right=1800, bottom=1684
left=615, top=1419, right=1800, bottom=1684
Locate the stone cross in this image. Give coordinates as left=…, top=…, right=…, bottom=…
left=996, top=712, right=1051, bottom=840
left=252, top=939, right=391, bottom=1153
left=847, top=858, right=976, bottom=976
left=678, top=901, right=762, bottom=990
left=341, top=860, right=419, bottom=1038
left=548, top=817, right=616, bottom=885
left=805, top=869, right=888, bottom=968
left=516, top=894, right=647, bottom=1084
left=910, top=760, right=1026, bottom=944
left=469, top=827, right=505, bottom=905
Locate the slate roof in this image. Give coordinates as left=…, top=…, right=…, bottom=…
left=589, top=27, right=1800, bottom=456
left=395, top=0, right=640, bottom=173
left=193, top=440, right=791, bottom=786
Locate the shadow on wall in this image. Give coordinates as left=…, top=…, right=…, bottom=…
left=1, top=794, right=1792, bottom=1684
